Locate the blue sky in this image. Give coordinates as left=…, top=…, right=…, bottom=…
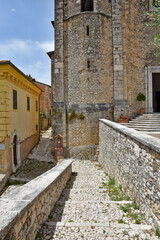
left=0, top=0, right=54, bottom=85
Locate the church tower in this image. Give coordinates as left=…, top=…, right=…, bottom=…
left=52, top=0, right=160, bottom=159
left=53, top=0, right=117, bottom=158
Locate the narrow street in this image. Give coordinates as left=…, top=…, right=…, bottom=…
left=36, top=160, right=157, bottom=240
left=0, top=128, right=56, bottom=196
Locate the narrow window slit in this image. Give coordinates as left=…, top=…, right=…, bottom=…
left=87, top=26, right=89, bottom=36
left=87, top=60, right=90, bottom=69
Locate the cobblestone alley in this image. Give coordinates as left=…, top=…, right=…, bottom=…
left=36, top=160, right=158, bottom=240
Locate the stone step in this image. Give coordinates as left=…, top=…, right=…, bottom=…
left=65, top=181, right=103, bottom=189
left=48, top=201, right=142, bottom=224
left=39, top=223, right=155, bottom=240
left=45, top=221, right=152, bottom=230
left=126, top=126, right=160, bottom=129
left=59, top=189, right=110, bottom=201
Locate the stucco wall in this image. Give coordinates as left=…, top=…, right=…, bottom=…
left=99, top=119, right=160, bottom=231
left=9, top=82, right=39, bottom=142
left=0, top=62, right=41, bottom=175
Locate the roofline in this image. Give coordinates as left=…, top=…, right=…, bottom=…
left=47, top=50, right=54, bottom=59
left=0, top=60, right=42, bottom=93
left=34, top=80, right=51, bottom=88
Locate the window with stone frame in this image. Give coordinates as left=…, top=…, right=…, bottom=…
left=27, top=96, right=30, bottom=111
left=13, top=89, right=17, bottom=109
left=81, top=0, right=94, bottom=12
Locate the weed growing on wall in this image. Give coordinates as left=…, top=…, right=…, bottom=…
left=68, top=108, right=85, bottom=122
left=53, top=107, right=62, bottom=119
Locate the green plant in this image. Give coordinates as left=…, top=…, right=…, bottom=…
left=108, top=176, right=115, bottom=186
left=68, top=219, right=73, bottom=222
left=35, top=232, right=43, bottom=240
left=118, top=219, right=127, bottom=224
left=53, top=107, right=62, bottom=119
left=40, top=110, right=46, bottom=118
left=120, top=204, right=131, bottom=213
left=132, top=201, right=139, bottom=210
left=120, top=204, right=142, bottom=224
left=155, top=227, right=160, bottom=236
left=68, top=108, right=85, bottom=122
left=136, top=93, right=146, bottom=102
left=68, top=108, right=77, bottom=121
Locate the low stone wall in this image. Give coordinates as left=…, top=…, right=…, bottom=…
left=99, top=119, right=160, bottom=231
left=0, top=159, right=73, bottom=240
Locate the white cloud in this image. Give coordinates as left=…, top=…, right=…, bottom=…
left=0, top=38, right=53, bottom=85
left=11, top=8, right=16, bottom=12
left=0, top=39, right=31, bottom=57
left=35, top=41, right=54, bottom=52
left=21, top=61, right=51, bottom=85
left=0, top=39, right=54, bottom=58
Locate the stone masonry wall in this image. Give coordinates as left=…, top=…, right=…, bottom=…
left=65, top=13, right=113, bottom=105
left=63, top=10, right=113, bottom=154
left=64, top=0, right=111, bottom=19
left=66, top=104, right=111, bottom=150
left=99, top=119, right=160, bottom=231
left=121, top=0, right=160, bottom=115
left=0, top=160, right=73, bottom=240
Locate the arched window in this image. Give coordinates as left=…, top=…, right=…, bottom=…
left=81, top=0, right=94, bottom=12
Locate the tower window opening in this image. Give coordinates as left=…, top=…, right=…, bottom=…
left=81, top=0, right=94, bottom=12
left=87, top=26, right=89, bottom=36
left=87, top=60, right=90, bottom=69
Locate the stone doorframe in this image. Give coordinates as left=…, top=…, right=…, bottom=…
left=11, top=130, right=20, bottom=173
left=145, top=66, right=160, bottom=113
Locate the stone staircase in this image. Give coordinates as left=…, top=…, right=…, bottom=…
left=121, top=114, right=160, bottom=133
left=36, top=160, right=157, bottom=240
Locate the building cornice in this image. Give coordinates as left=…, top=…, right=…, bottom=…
left=0, top=67, right=42, bottom=96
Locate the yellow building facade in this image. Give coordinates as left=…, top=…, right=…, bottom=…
left=0, top=61, right=41, bottom=182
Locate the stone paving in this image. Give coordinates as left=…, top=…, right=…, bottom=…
left=36, top=160, right=158, bottom=240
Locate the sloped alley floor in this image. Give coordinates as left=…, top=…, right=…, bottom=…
left=0, top=128, right=57, bottom=196
left=36, top=160, right=158, bottom=240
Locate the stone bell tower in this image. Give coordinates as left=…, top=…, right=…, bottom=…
left=52, top=0, right=130, bottom=158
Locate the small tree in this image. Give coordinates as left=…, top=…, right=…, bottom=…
left=136, top=93, right=146, bottom=102
left=26, top=74, right=33, bottom=80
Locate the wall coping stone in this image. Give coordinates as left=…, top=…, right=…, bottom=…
left=0, top=159, right=73, bottom=239
left=100, top=119, right=160, bottom=153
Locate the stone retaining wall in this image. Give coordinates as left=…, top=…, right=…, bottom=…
left=99, top=119, right=160, bottom=231
left=0, top=159, right=73, bottom=240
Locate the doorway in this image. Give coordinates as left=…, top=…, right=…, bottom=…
left=13, top=135, right=18, bottom=167
left=152, top=73, right=160, bottom=112
left=12, top=130, right=20, bottom=172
